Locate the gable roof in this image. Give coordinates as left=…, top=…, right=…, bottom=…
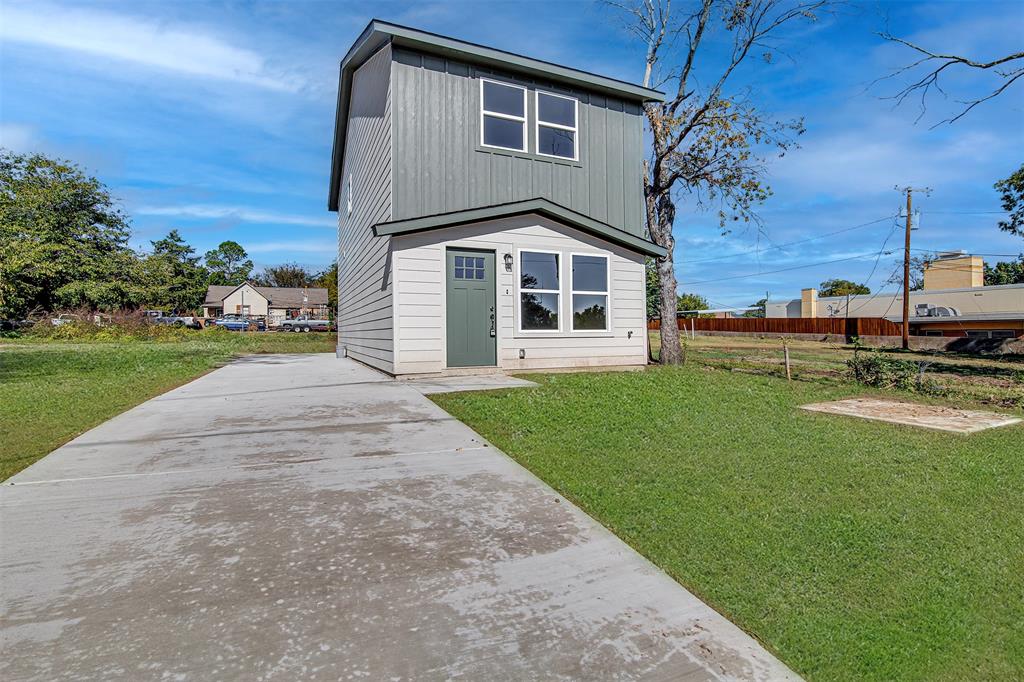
left=372, top=198, right=667, bottom=258
left=328, top=20, right=665, bottom=211
left=203, top=284, right=329, bottom=308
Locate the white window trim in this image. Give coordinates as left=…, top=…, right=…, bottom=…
left=480, top=78, right=528, bottom=153
left=535, top=90, right=579, bottom=161
left=569, top=252, right=610, bottom=332
left=516, top=248, right=562, bottom=334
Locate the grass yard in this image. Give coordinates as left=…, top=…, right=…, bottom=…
left=432, top=364, right=1024, bottom=681
left=0, top=331, right=335, bottom=481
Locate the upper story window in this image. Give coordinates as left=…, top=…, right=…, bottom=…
left=481, top=79, right=527, bottom=152
left=536, top=91, right=578, bottom=160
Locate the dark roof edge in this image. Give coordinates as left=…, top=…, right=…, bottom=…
left=372, top=198, right=667, bottom=258
left=328, top=19, right=664, bottom=211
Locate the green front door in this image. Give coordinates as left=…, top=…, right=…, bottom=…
left=446, top=248, right=497, bottom=367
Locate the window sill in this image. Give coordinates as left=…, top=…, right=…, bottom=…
left=475, top=145, right=582, bottom=169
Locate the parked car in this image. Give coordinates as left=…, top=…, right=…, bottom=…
left=145, top=310, right=202, bottom=329
left=50, top=313, right=81, bottom=327
left=215, top=316, right=265, bottom=332
left=278, top=315, right=331, bottom=332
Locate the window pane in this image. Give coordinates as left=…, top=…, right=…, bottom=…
left=454, top=268, right=464, bottom=279
left=521, top=292, right=559, bottom=330
left=483, top=81, right=524, bottom=117
left=573, top=294, right=607, bottom=330
left=455, top=256, right=464, bottom=266
left=475, top=269, right=484, bottom=279
left=538, top=93, right=575, bottom=127
left=475, top=258, right=484, bottom=268
left=483, top=115, right=524, bottom=150
left=520, top=251, right=559, bottom=290
left=572, top=255, right=607, bottom=292
left=538, top=126, right=575, bottom=158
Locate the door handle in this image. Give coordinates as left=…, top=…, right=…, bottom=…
left=489, top=306, right=496, bottom=337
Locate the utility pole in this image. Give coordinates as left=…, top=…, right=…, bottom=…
left=896, top=186, right=931, bottom=350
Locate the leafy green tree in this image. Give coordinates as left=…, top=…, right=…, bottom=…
left=984, top=256, right=1024, bottom=285
left=677, top=292, right=710, bottom=318
left=819, top=278, right=870, bottom=297
left=253, top=262, right=313, bottom=288
left=0, top=150, right=138, bottom=316
left=142, top=230, right=208, bottom=313
left=204, top=241, right=252, bottom=286
left=995, top=164, right=1023, bottom=238
left=742, top=298, right=767, bottom=317
left=645, top=258, right=659, bottom=318
left=313, top=261, right=338, bottom=312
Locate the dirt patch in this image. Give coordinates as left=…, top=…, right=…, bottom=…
left=800, top=398, right=1022, bottom=433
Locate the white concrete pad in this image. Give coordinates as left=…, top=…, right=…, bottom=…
left=405, top=374, right=538, bottom=394
left=2, top=354, right=797, bottom=681
left=801, top=397, right=1022, bottom=433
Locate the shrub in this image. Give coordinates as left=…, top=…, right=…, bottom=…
left=846, top=346, right=919, bottom=391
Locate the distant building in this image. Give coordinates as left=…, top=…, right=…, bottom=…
left=766, top=252, right=1024, bottom=339
left=202, top=283, right=329, bottom=326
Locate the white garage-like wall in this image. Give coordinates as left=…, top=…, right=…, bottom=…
left=390, top=214, right=648, bottom=375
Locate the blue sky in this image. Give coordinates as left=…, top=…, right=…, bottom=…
left=1, top=0, right=1021, bottom=305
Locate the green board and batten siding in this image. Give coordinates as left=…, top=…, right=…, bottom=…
left=337, top=44, right=395, bottom=372
left=389, top=47, right=647, bottom=238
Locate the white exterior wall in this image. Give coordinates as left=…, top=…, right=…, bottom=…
left=391, top=215, right=647, bottom=375
left=221, top=284, right=269, bottom=317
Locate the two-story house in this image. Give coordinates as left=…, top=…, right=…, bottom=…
left=329, top=21, right=666, bottom=375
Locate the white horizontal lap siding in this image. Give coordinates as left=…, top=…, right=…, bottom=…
left=338, top=44, right=394, bottom=372
left=391, top=214, right=646, bottom=375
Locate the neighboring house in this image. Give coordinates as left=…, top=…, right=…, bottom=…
left=329, top=20, right=666, bottom=375
left=767, top=252, right=1024, bottom=338
left=202, top=283, right=329, bottom=327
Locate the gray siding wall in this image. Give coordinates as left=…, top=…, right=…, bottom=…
left=390, top=47, right=646, bottom=237
left=338, top=44, right=394, bottom=372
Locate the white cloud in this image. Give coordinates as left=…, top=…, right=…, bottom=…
left=135, top=204, right=334, bottom=228
left=246, top=240, right=336, bottom=254
left=0, top=3, right=303, bottom=91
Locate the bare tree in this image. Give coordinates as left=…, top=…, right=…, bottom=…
left=877, top=33, right=1024, bottom=126
left=611, top=0, right=824, bottom=364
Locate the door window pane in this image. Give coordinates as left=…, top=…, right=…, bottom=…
left=483, top=81, right=525, bottom=117
left=572, top=294, right=607, bottom=330
left=521, top=292, right=559, bottom=330
left=483, top=115, right=524, bottom=150
left=520, top=251, right=559, bottom=290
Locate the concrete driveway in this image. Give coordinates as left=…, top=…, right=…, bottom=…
left=1, top=354, right=796, bottom=681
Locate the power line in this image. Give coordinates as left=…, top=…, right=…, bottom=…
left=678, top=250, right=894, bottom=286
left=679, top=215, right=897, bottom=265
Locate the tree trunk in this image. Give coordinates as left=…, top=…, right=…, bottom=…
left=653, top=194, right=683, bottom=364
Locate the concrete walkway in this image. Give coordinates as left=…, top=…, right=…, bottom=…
left=1, top=354, right=796, bottom=681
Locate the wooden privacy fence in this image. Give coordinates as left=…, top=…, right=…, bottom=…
left=647, top=316, right=903, bottom=338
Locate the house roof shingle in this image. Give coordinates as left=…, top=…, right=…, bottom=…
left=203, top=284, right=329, bottom=308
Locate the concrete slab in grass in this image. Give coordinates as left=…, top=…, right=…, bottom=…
left=405, top=374, right=538, bottom=395
left=801, top=398, right=1022, bottom=433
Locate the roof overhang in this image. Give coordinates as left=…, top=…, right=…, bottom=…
left=328, top=19, right=665, bottom=212
left=372, top=198, right=667, bottom=258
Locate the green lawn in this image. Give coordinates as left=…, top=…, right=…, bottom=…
left=432, top=366, right=1024, bottom=681
left=0, top=332, right=335, bottom=481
